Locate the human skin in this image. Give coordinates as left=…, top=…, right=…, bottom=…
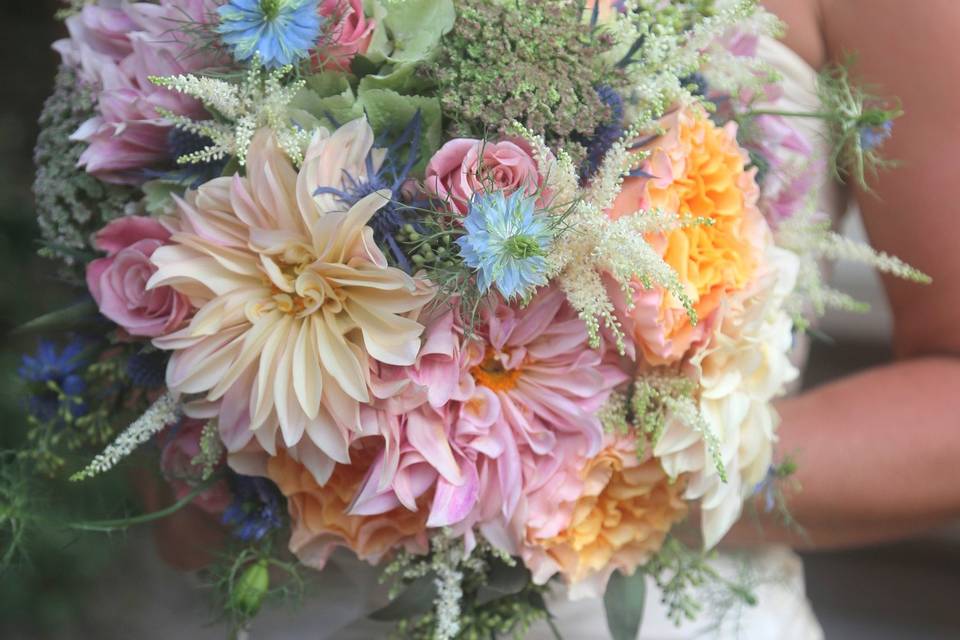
left=727, top=0, right=960, bottom=549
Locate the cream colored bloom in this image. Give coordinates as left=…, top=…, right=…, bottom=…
left=149, top=120, right=432, bottom=482
left=654, top=241, right=800, bottom=549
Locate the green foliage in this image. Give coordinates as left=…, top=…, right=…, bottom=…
left=19, top=342, right=152, bottom=477
left=290, top=76, right=444, bottom=174
left=379, top=537, right=553, bottom=640
left=817, top=59, right=903, bottom=190
left=644, top=537, right=757, bottom=627
left=604, top=569, right=647, bottom=640
left=431, top=0, right=623, bottom=163
left=205, top=541, right=306, bottom=636
left=33, top=65, right=135, bottom=275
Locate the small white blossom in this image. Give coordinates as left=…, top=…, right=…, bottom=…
left=71, top=392, right=182, bottom=481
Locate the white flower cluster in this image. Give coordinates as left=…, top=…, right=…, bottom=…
left=777, top=207, right=930, bottom=323
left=71, top=392, right=182, bottom=481
left=151, top=58, right=312, bottom=167
left=654, top=242, right=801, bottom=549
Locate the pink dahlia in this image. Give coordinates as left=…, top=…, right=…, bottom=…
left=348, top=288, right=629, bottom=552
left=55, top=1, right=221, bottom=184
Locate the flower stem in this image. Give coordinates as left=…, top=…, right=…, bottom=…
left=740, top=109, right=832, bottom=120
left=66, top=478, right=218, bottom=532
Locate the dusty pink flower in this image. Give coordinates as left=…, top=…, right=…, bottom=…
left=313, top=0, right=375, bottom=70
left=348, top=289, right=629, bottom=552
left=86, top=216, right=190, bottom=338
left=425, top=138, right=551, bottom=215
left=56, top=1, right=220, bottom=184
left=160, top=419, right=232, bottom=514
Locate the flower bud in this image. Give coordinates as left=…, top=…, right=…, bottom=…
left=232, top=559, right=270, bottom=618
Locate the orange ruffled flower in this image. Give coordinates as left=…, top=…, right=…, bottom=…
left=266, top=446, right=429, bottom=570
left=527, top=437, right=688, bottom=596
left=610, top=107, right=766, bottom=365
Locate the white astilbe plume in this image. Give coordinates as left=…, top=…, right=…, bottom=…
left=545, top=137, right=695, bottom=353
left=606, top=0, right=781, bottom=131
left=776, top=208, right=930, bottom=323
left=151, top=57, right=311, bottom=167
left=71, top=392, right=182, bottom=481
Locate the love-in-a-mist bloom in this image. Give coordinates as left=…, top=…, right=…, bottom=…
left=217, top=0, right=323, bottom=68
left=457, top=190, right=553, bottom=301
left=149, top=120, right=432, bottom=483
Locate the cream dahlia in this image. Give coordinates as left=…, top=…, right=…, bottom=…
left=149, top=120, right=432, bottom=482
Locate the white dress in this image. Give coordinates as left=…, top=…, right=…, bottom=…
left=254, top=36, right=841, bottom=640
left=524, top=36, right=843, bottom=640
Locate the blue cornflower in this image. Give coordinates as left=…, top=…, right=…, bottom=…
left=19, top=339, right=90, bottom=424
left=217, top=0, right=323, bottom=69
left=456, top=190, right=553, bottom=301
left=582, top=85, right=625, bottom=179
left=314, top=112, right=424, bottom=271
left=222, top=474, right=285, bottom=542
left=859, top=119, right=893, bottom=152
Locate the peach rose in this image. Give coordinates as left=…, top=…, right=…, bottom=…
left=425, top=137, right=550, bottom=215
left=523, top=436, right=687, bottom=598
left=86, top=216, right=190, bottom=338
left=266, top=446, right=429, bottom=570
left=609, top=107, right=767, bottom=365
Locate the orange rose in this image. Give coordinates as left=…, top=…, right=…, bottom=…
left=610, top=107, right=767, bottom=365
left=266, top=446, right=429, bottom=570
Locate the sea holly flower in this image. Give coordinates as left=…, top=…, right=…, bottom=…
left=217, top=0, right=323, bottom=68
left=456, top=190, right=553, bottom=301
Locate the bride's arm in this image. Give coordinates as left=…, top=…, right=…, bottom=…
left=740, top=0, right=960, bottom=549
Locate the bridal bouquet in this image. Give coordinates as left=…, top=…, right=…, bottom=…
left=8, top=0, right=927, bottom=638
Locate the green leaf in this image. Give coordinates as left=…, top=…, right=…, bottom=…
left=142, top=179, right=184, bottom=216
left=369, top=574, right=437, bottom=621
left=12, top=300, right=100, bottom=336
left=603, top=569, right=647, bottom=640
left=382, top=0, right=455, bottom=63
left=476, top=559, right=530, bottom=605
left=358, top=87, right=443, bottom=173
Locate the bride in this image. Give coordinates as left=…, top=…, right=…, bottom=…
left=149, top=1, right=960, bottom=637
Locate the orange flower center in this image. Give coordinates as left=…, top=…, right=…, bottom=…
left=471, top=349, right=522, bottom=392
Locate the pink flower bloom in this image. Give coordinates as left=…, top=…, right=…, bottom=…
left=160, top=419, right=232, bottom=514
left=86, top=216, right=191, bottom=338
left=425, top=138, right=552, bottom=215
left=55, top=1, right=221, bottom=184
left=313, top=0, right=375, bottom=70
left=350, top=288, right=628, bottom=552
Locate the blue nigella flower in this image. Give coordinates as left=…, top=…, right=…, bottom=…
left=582, top=85, right=625, bottom=180
left=222, top=474, right=285, bottom=542
left=456, top=190, right=553, bottom=301
left=314, top=112, right=424, bottom=272
left=859, top=120, right=894, bottom=152
left=19, top=339, right=90, bottom=425
left=217, top=0, right=323, bottom=69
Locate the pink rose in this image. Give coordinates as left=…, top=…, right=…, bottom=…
left=86, top=216, right=191, bottom=338
left=161, top=419, right=231, bottom=515
left=425, top=138, right=550, bottom=215
left=314, top=0, right=375, bottom=70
